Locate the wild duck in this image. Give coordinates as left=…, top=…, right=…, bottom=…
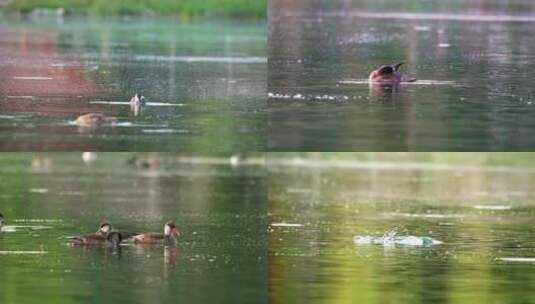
left=75, top=113, right=117, bottom=127
left=132, top=221, right=179, bottom=245
left=368, top=62, right=416, bottom=84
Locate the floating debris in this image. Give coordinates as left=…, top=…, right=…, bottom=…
left=354, top=230, right=442, bottom=246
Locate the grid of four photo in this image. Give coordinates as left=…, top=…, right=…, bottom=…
left=2, top=0, right=535, bottom=303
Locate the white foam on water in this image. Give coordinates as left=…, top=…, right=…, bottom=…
left=268, top=92, right=349, bottom=101
left=338, top=79, right=369, bottom=85
left=387, top=212, right=463, bottom=219
left=1, top=225, right=52, bottom=232
left=271, top=223, right=303, bottom=227
left=29, top=188, right=48, bottom=193
left=322, top=11, right=535, bottom=23
left=0, top=251, right=48, bottom=255
left=0, top=115, right=16, bottom=119
left=438, top=43, right=451, bottom=48
left=6, top=95, right=36, bottom=99
left=13, top=219, right=62, bottom=223
left=353, top=235, right=443, bottom=246
left=339, top=79, right=458, bottom=86
left=147, top=102, right=186, bottom=107
left=0, top=226, right=17, bottom=232
left=134, top=55, right=267, bottom=64
left=58, top=191, right=85, bottom=196
left=89, top=101, right=130, bottom=105
left=90, top=101, right=185, bottom=107
left=12, top=76, right=53, bottom=80
left=113, top=122, right=133, bottom=127
left=499, top=257, right=535, bottom=262
left=473, top=205, right=512, bottom=210
left=142, top=129, right=189, bottom=134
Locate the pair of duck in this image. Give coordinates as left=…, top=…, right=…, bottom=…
left=75, top=93, right=146, bottom=127
left=1, top=213, right=178, bottom=246
left=68, top=220, right=179, bottom=247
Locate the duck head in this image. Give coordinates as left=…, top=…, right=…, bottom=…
left=131, top=93, right=146, bottom=105
left=98, top=221, right=112, bottom=235
left=164, top=221, right=180, bottom=237
left=0, top=213, right=4, bottom=227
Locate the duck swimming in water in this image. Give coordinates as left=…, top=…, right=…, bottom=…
left=130, top=93, right=146, bottom=107
left=75, top=113, right=117, bottom=127
left=130, top=93, right=146, bottom=116
left=368, top=62, right=417, bottom=84
left=0, top=213, right=4, bottom=228
left=67, top=221, right=112, bottom=245
left=132, top=221, right=179, bottom=245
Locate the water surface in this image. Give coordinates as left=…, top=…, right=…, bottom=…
left=268, top=155, right=535, bottom=303
left=0, top=153, right=267, bottom=304
left=268, top=0, right=535, bottom=150
left=0, top=17, right=266, bottom=151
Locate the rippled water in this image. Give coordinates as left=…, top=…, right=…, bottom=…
left=0, top=153, right=267, bottom=304
left=268, top=155, right=535, bottom=302
left=0, top=17, right=266, bottom=151
left=268, top=1, right=535, bottom=150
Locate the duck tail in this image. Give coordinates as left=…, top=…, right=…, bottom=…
left=67, top=237, right=84, bottom=245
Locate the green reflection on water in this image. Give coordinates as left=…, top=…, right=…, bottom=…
left=268, top=153, right=535, bottom=304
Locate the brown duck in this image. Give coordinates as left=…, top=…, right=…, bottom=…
left=75, top=113, right=117, bottom=127
left=368, top=63, right=416, bottom=84
left=132, top=221, right=179, bottom=245
left=67, top=221, right=112, bottom=245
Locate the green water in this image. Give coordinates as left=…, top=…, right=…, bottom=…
left=268, top=154, right=535, bottom=303
left=3, top=153, right=535, bottom=303
left=0, top=153, right=267, bottom=304
left=0, top=17, right=266, bottom=151
left=268, top=0, right=535, bottom=150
